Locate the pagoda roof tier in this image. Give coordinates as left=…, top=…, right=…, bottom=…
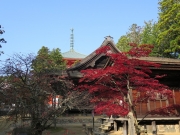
left=62, top=49, right=86, bottom=59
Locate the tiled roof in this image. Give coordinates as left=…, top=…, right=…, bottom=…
left=138, top=57, right=180, bottom=65
left=62, top=49, right=86, bottom=59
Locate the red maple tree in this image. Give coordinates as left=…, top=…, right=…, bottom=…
left=77, top=43, right=179, bottom=134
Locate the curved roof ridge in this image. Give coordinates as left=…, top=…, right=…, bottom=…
left=68, top=36, right=120, bottom=70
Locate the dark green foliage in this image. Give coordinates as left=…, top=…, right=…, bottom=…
left=157, top=0, right=180, bottom=58
left=32, top=46, right=66, bottom=73
left=141, top=20, right=160, bottom=57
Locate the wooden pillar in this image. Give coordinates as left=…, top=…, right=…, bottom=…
left=114, top=121, right=117, bottom=131
left=123, top=121, right=127, bottom=135
left=179, top=121, right=180, bottom=132
left=152, top=121, right=157, bottom=135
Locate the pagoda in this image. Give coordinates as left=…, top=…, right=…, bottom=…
left=62, top=29, right=86, bottom=68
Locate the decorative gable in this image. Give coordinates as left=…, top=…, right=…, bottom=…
left=67, top=36, right=120, bottom=78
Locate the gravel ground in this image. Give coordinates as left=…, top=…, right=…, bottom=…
left=43, top=123, right=100, bottom=135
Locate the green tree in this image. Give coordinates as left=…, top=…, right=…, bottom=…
left=157, top=0, right=180, bottom=58
left=116, top=35, right=131, bottom=52
left=49, top=48, right=66, bottom=71
left=32, top=46, right=66, bottom=73
left=32, top=46, right=50, bottom=72
left=117, top=21, right=162, bottom=57
left=141, top=20, right=158, bottom=45
left=127, top=24, right=142, bottom=45
left=0, top=25, right=6, bottom=55
left=116, top=24, right=142, bottom=52
left=141, top=20, right=159, bottom=56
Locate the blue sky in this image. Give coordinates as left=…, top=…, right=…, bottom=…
left=1, top=0, right=159, bottom=60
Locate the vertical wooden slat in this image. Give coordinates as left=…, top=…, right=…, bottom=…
left=140, top=102, right=142, bottom=116
left=173, top=90, right=176, bottom=104
left=173, top=89, right=178, bottom=115
left=147, top=100, right=150, bottom=111
left=160, top=99, right=162, bottom=108
left=166, top=99, right=169, bottom=107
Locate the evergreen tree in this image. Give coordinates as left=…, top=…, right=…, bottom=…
left=116, top=24, right=142, bottom=52
left=49, top=48, right=66, bottom=71
left=32, top=46, right=66, bottom=73
left=116, top=35, right=131, bottom=52
left=127, top=24, right=142, bottom=45
left=141, top=20, right=158, bottom=45
left=157, top=0, right=180, bottom=58
left=141, top=20, right=159, bottom=56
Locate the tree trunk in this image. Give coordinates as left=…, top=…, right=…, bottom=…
left=127, top=112, right=136, bottom=135
left=127, top=81, right=141, bottom=135
left=31, top=115, right=43, bottom=135
left=30, top=121, right=43, bottom=135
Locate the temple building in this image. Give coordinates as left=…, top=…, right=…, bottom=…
left=67, top=36, right=180, bottom=134
left=62, top=29, right=86, bottom=68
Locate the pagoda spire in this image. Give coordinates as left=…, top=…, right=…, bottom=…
left=70, top=28, right=74, bottom=51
